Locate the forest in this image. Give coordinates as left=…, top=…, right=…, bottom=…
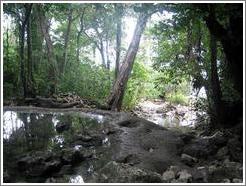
left=2, top=2, right=244, bottom=184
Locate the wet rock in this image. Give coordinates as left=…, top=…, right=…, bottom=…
left=3, top=170, right=10, bottom=183
left=17, top=156, right=33, bottom=170
left=232, top=178, right=242, bottom=183
left=45, top=177, right=57, bottom=183
left=61, top=148, right=85, bottom=165
left=222, top=178, right=230, bottom=183
left=183, top=132, right=227, bottom=159
left=75, top=134, right=92, bottom=142
left=42, top=160, right=62, bottom=176
left=177, top=169, right=192, bottom=183
left=192, top=166, right=208, bottom=182
left=181, top=153, right=198, bottom=166
left=208, top=159, right=242, bottom=182
left=117, top=119, right=140, bottom=128
left=97, top=161, right=162, bottom=183
left=180, top=133, right=195, bottom=144
left=57, top=165, right=73, bottom=175
left=162, top=170, right=175, bottom=182
left=208, top=165, right=217, bottom=174
left=169, top=165, right=181, bottom=176
left=216, top=146, right=228, bottom=159
left=73, top=135, right=103, bottom=147
left=116, top=154, right=141, bottom=165
left=227, top=136, right=243, bottom=162
left=56, top=122, right=70, bottom=133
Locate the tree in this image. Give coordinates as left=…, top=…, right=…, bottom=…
left=107, top=10, right=150, bottom=111
left=114, top=4, right=124, bottom=79
left=36, top=4, right=58, bottom=95
left=61, top=5, right=73, bottom=75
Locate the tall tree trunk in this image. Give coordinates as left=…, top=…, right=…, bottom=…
left=76, top=10, right=85, bottom=64
left=209, top=32, right=223, bottom=126
left=107, top=13, right=149, bottom=111
left=98, top=42, right=106, bottom=68
left=37, top=4, right=57, bottom=95
left=26, top=10, right=35, bottom=97
left=31, top=4, right=44, bottom=73
left=61, top=6, right=73, bottom=75
left=115, top=4, right=123, bottom=79
left=19, top=23, right=27, bottom=97
left=18, top=4, right=33, bottom=97
left=106, top=34, right=110, bottom=70
left=204, top=4, right=243, bottom=125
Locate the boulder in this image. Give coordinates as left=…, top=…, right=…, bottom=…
left=227, top=136, right=243, bottom=162
left=56, top=122, right=70, bottom=133
left=96, top=161, right=162, bottom=183
left=192, top=166, right=208, bottom=183
left=216, top=146, right=228, bottom=159
left=221, top=178, right=230, bottom=183
left=162, top=170, right=175, bottom=182
left=177, top=169, right=192, bottom=183
left=232, top=178, right=242, bottom=183
left=182, top=132, right=226, bottom=159
left=181, top=153, right=198, bottom=166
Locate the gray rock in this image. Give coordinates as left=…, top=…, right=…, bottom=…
left=227, top=136, right=243, bottom=162
left=96, top=161, right=162, bottom=183
left=192, top=166, right=208, bottom=182
left=56, top=122, right=70, bottom=133
left=3, top=170, right=10, bottom=183
left=181, top=153, right=198, bottom=166
left=169, top=165, right=181, bottom=176
left=162, top=170, right=175, bottom=182
left=221, top=178, right=230, bottom=183
left=216, top=146, right=228, bottom=159
left=232, top=178, right=242, bottom=183
left=208, top=165, right=217, bottom=174
left=177, top=169, right=192, bottom=183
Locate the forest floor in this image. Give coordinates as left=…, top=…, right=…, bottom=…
left=3, top=97, right=243, bottom=183
left=132, top=99, right=202, bottom=132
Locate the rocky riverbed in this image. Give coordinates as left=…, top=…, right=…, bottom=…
left=3, top=106, right=243, bottom=183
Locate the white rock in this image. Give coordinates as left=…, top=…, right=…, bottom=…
left=162, top=170, right=175, bottom=182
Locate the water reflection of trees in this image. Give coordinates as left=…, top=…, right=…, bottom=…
left=4, top=113, right=55, bottom=156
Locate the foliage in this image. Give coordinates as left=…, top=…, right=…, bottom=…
left=122, top=60, right=150, bottom=110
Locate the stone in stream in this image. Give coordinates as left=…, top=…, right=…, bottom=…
left=192, top=166, right=208, bottom=182
left=56, top=122, right=71, bottom=133
left=181, top=153, right=198, bottom=166
left=177, top=169, right=192, bottom=183
left=162, top=170, right=175, bottom=182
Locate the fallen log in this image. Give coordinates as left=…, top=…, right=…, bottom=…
left=25, top=96, right=81, bottom=108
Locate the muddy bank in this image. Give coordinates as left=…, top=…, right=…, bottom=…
left=3, top=106, right=243, bottom=183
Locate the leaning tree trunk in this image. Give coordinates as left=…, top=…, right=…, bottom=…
left=107, top=13, right=149, bottom=111
left=115, top=4, right=123, bottom=79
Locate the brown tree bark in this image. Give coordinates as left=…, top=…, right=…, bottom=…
left=76, top=9, right=85, bottom=64
left=37, top=4, right=57, bottom=95
left=18, top=4, right=33, bottom=98
left=115, top=4, right=123, bottom=79
left=209, top=32, right=223, bottom=126
left=19, top=23, right=26, bottom=97
left=26, top=7, right=35, bottom=97
left=61, top=6, right=73, bottom=75
left=107, top=13, right=149, bottom=111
